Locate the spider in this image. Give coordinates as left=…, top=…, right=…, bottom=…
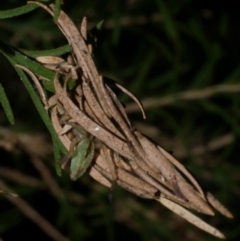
left=59, top=119, right=118, bottom=198
left=59, top=122, right=96, bottom=181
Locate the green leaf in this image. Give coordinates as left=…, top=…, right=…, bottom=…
left=12, top=64, right=66, bottom=153
left=154, top=0, right=177, bottom=41
left=54, top=142, right=63, bottom=176
left=96, top=19, right=105, bottom=30
left=13, top=65, right=66, bottom=176
left=0, top=40, right=55, bottom=81
left=19, top=45, right=72, bottom=93
left=67, top=79, right=77, bottom=90
left=1, top=46, right=55, bottom=96
left=0, top=4, right=39, bottom=19
left=88, top=20, right=106, bottom=53
left=53, top=0, right=62, bottom=22
left=0, top=84, right=15, bottom=124
left=20, top=45, right=72, bottom=58
left=0, top=40, right=66, bottom=171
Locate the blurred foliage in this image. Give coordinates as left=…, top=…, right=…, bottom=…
left=0, top=0, right=240, bottom=241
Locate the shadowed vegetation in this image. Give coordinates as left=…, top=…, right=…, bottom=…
left=0, top=1, right=239, bottom=241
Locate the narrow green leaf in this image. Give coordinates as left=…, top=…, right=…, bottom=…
left=0, top=4, right=39, bottom=19
left=131, top=51, right=156, bottom=93
left=0, top=40, right=54, bottom=81
left=54, top=142, right=62, bottom=176
left=53, top=0, right=62, bottom=22
left=19, top=45, right=72, bottom=58
left=42, top=80, right=55, bottom=93
left=0, top=41, right=67, bottom=168
left=12, top=64, right=66, bottom=153
left=0, top=84, right=15, bottom=124
left=16, top=70, right=66, bottom=177
left=96, top=20, right=105, bottom=30
left=20, top=45, right=72, bottom=93
left=89, top=20, right=106, bottom=53
left=154, top=0, right=177, bottom=41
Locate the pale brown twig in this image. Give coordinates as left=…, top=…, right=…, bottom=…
left=30, top=155, right=64, bottom=198
left=0, top=167, right=41, bottom=187
left=126, top=83, right=240, bottom=113
left=5, top=194, right=70, bottom=241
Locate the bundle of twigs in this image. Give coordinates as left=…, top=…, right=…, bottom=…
left=18, top=1, right=233, bottom=238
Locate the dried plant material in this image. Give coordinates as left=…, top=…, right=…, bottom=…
left=80, top=17, right=87, bottom=40
left=36, top=56, right=78, bottom=80
left=15, top=64, right=49, bottom=109
left=101, top=146, right=117, bottom=190
left=158, top=197, right=226, bottom=239
left=206, top=192, right=233, bottom=219
left=106, top=79, right=146, bottom=119
left=158, top=145, right=205, bottom=198
left=51, top=106, right=71, bottom=149
left=36, top=56, right=65, bottom=66
left=94, top=154, right=159, bottom=199
left=81, top=78, right=125, bottom=137
left=0, top=189, right=18, bottom=197
left=24, top=1, right=233, bottom=238
left=89, top=165, right=112, bottom=187
left=126, top=83, right=240, bottom=113
left=135, top=131, right=185, bottom=193
left=53, top=75, right=132, bottom=158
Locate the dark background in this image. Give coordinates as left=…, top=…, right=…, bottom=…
left=0, top=0, right=239, bottom=241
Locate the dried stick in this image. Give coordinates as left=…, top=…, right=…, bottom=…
left=5, top=194, right=69, bottom=241
left=126, top=83, right=240, bottom=112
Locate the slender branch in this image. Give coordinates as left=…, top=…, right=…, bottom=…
left=5, top=194, right=70, bottom=241
left=126, top=83, right=240, bottom=113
